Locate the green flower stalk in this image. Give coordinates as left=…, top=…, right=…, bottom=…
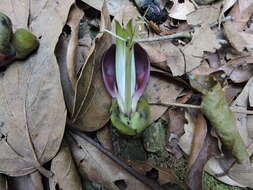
left=102, top=20, right=150, bottom=135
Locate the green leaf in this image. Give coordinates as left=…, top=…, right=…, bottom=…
left=201, top=83, right=249, bottom=163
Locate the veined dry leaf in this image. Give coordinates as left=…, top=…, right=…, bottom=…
left=81, top=0, right=129, bottom=16
left=7, top=172, right=43, bottom=190
left=144, top=72, right=183, bottom=123
left=49, top=141, right=82, bottom=190
left=67, top=133, right=150, bottom=190
left=0, top=0, right=71, bottom=176
left=72, top=2, right=112, bottom=131
left=0, top=175, right=7, bottom=190
left=183, top=27, right=221, bottom=73
left=229, top=0, right=253, bottom=31
left=169, top=0, right=195, bottom=20
left=201, top=83, right=249, bottom=163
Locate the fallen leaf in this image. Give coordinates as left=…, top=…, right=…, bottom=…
left=201, top=83, right=249, bottom=163
left=221, top=0, right=237, bottom=15
left=183, top=27, right=221, bottom=73
left=72, top=2, right=112, bottom=132
left=188, top=114, right=208, bottom=169
left=229, top=0, right=253, bottom=31
left=49, top=141, right=82, bottom=190
left=144, top=72, right=183, bottom=123
left=125, top=159, right=176, bottom=185
left=166, top=108, right=186, bottom=159
left=67, top=133, right=150, bottom=190
left=169, top=0, right=195, bottom=20
left=0, top=175, right=7, bottom=190
left=0, top=0, right=71, bottom=176
left=7, top=172, right=43, bottom=190
left=66, top=5, right=84, bottom=89
left=81, top=0, right=129, bottom=16
left=97, top=125, right=113, bottom=151
left=219, top=56, right=253, bottom=83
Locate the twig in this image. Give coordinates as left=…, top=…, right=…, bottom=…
left=210, top=16, right=233, bottom=28
left=103, top=29, right=126, bottom=42
left=150, top=102, right=253, bottom=115
left=67, top=126, right=164, bottom=190
left=190, top=0, right=199, bottom=9
left=135, top=31, right=192, bottom=43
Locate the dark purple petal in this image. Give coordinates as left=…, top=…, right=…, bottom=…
left=101, top=44, right=118, bottom=98
left=134, top=43, right=150, bottom=99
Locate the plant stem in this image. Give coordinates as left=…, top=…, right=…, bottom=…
left=67, top=126, right=164, bottom=190
left=150, top=102, right=253, bottom=115
left=103, top=29, right=126, bottom=41
left=135, top=31, right=192, bottom=43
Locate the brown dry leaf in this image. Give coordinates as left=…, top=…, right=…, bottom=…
left=219, top=56, right=253, bottom=83
left=183, top=27, right=221, bottom=73
left=144, top=72, right=184, bottom=123
left=97, top=125, right=113, bottom=151
left=7, top=172, right=43, bottom=190
left=0, top=0, right=71, bottom=176
left=166, top=108, right=186, bottom=159
left=68, top=133, right=150, bottom=190
left=66, top=5, right=84, bottom=89
left=81, top=0, right=129, bottom=16
left=72, top=2, right=112, bottom=132
left=49, top=141, right=82, bottom=190
left=188, top=114, right=208, bottom=169
left=125, top=159, right=176, bottom=185
left=187, top=130, right=219, bottom=190
left=229, top=0, right=253, bottom=31
left=0, top=175, right=7, bottom=190
left=169, top=0, right=195, bottom=20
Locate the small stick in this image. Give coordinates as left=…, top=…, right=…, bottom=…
left=135, top=31, right=192, bottom=43
left=150, top=102, right=253, bottom=115
left=103, top=29, right=126, bottom=42
left=67, top=127, right=164, bottom=190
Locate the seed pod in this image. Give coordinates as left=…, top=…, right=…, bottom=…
left=12, top=28, right=39, bottom=59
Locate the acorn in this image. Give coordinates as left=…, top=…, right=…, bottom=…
left=0, top=12, right=15, bottom=69
left=12, top=28, right=39, bottom=60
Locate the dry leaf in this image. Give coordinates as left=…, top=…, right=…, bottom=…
left=0, top=175, right=7, bottom=190
left=72, top=2, right=112, bottom=132
left=183, top=27, right=221, bottom=73
left=229, top=0, right=253, bottom=31
left=169, top=0, right=195, bottom=20
left=81, top=0, right=129, bottom=16
left=66, top=5, right=84, bottom=89
left=7, top=172, right=43, bottom=190
left=97, top=126, right=113, bottom=151
left=221, top=0, right=237, bottom=15
left=49, top=141, right=82, bottom=190
left=125, top=160, right=176, bottom=185
left=0, top=0, right=71, bottom=176
left=188, top=114, right=208, bottom=169
left=144, top=72, right=183, bottom=123
left=68, top=133, right=150, bottom=190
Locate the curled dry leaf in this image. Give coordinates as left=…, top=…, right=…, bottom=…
left=144, top=72, right=183, bottom=123
left=66, top=5, right=84, bottom=89
left=68, top=133, right=150, bottom=190
left=169, top=0, right=195, bottom=20
left=0, top=0, right=71, bottom=176
left=72, top=2, right=112, bottom=132
left=49, top=141, right=82, bottom=190
left=7, top=172, right=43, bottom=190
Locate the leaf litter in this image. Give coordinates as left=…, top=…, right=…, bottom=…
left=1, top=0, right=253, bottom=189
